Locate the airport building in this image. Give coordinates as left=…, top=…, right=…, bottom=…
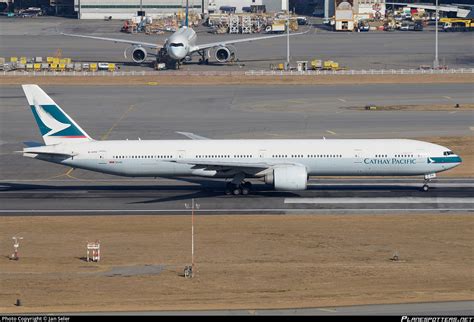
left=208, top=0, right=287, bottom=14
left=74, top=0, right=287, bottom=19
left=74, top=0, right=207, bottom=19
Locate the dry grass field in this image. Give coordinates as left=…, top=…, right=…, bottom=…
left=0, top=214, right=472, bottom=313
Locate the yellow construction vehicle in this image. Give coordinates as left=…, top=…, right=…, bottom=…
left=440, top=18, right=473, bottom=32
left=322, top=60, right=340, bottom=71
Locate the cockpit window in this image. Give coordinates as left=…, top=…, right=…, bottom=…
left=443, top=151, right=454, bottom=156
left=170, top=43, right=184, bottom=47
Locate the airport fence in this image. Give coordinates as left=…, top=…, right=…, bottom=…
left=1, top=68, right=474, bottom=77
left=245, top=68, right=474, bottom=76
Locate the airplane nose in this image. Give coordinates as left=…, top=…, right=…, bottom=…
left=168, top=46, right=186, bottom=60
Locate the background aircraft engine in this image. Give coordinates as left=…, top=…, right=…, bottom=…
left=131, top=46, right=147, bottom=63
left=215, top=46, right=234, bottom=63
left=265, top=165, right=308, bottom=191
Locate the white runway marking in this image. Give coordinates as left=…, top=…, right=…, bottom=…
left=0, top=208, right=472, bottom=214
left=284, top=197, right=474, bottom=204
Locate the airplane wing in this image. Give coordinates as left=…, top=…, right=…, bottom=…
left=171, top=159, right=301, bottom=175
left=191, top=29, right=310, bottom=52
left=175, top=132, right=211, bottom=140
left=61, top=33, right=162, bottom=49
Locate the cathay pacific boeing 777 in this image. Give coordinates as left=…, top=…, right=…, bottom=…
left=21, top=85, right=462, bottom=195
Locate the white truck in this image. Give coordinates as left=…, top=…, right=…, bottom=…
left=265, top=24, right=286, bottom=34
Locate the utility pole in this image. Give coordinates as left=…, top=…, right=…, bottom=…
left=140, top=0, right=143, bottom=21
left=286, top=0, right=290, bottom=70
left=184, top=198, right=199, bottom=278
left=433, top=0, right=439, bottom=69
left=185, top=0, right=189, bottom=27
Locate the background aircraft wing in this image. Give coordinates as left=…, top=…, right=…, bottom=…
left=61, top=33, right=162, bottom=49
left=191, top=29, right=309, bottom=52
left=175, top=132, right=211, bottom=140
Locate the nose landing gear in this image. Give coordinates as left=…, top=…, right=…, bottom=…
left=421, top=173, right=436, bottom=192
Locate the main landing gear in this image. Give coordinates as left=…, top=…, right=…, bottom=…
left=197, top=50, right=209, bottom=65
left=225, top=173, right=252, bottom=195
left=225, top=182, right=252, bottom=196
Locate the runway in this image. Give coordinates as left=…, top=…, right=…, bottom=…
left=1, top=178, right=472, bottom=215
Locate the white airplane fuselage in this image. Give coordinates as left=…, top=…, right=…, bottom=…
left=166, top=27, right=197, bottom=60
left=25, top=139, right=461, bottom=178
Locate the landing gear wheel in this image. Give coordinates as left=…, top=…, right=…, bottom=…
left=232, top=187, right=242, bottom=195
left=422, top=184, right=429, bottom=192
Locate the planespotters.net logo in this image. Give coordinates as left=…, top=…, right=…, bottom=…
left=402, top=317, right=474, bottom=322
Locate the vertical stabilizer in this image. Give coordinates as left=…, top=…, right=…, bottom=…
left=185, top=0, right=189, bottom=27
left=22, top=84, right=93, bottom=145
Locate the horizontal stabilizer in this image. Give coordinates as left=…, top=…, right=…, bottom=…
left=23, top=141, right=44, bottom=147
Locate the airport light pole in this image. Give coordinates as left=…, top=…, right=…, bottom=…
left=286, top=0, right=290, bottom=70
left=433, top=0, right=439, bottom=69
left=185, top=198, right=199, bottom=273
left=140, top=0, right=143, bottom=22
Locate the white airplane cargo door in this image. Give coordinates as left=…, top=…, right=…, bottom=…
left=177, top=150, right=186, bottom=159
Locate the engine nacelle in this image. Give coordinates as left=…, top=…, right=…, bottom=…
left=131, top=46, right=147, bottom=63
left=265, top=166, right=308, bottom=191
left=215, top=46, right=234, bottom=63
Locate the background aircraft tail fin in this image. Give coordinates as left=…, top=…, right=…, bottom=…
left=22, top=84, right=93, bottom=145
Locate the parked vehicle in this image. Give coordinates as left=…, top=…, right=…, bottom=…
left=265, top=24, right=285, bottom=34
left=98, top=62, right=109, bottom=70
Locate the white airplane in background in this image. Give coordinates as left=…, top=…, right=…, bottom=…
left=21, top=85, right=462, bottom=195
left=62, top=9, right=308, bottom=68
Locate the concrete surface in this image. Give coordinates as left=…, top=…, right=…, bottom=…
left=1, top=17, right=473, bottom=70
left=1, top=178, right=472, bottom=215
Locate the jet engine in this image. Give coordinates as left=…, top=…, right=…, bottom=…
left=124, top=46, right=148, bottom=63
left=214, top=46, right=235, bottom=63
left=264, top=165, right=308, bottom=191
